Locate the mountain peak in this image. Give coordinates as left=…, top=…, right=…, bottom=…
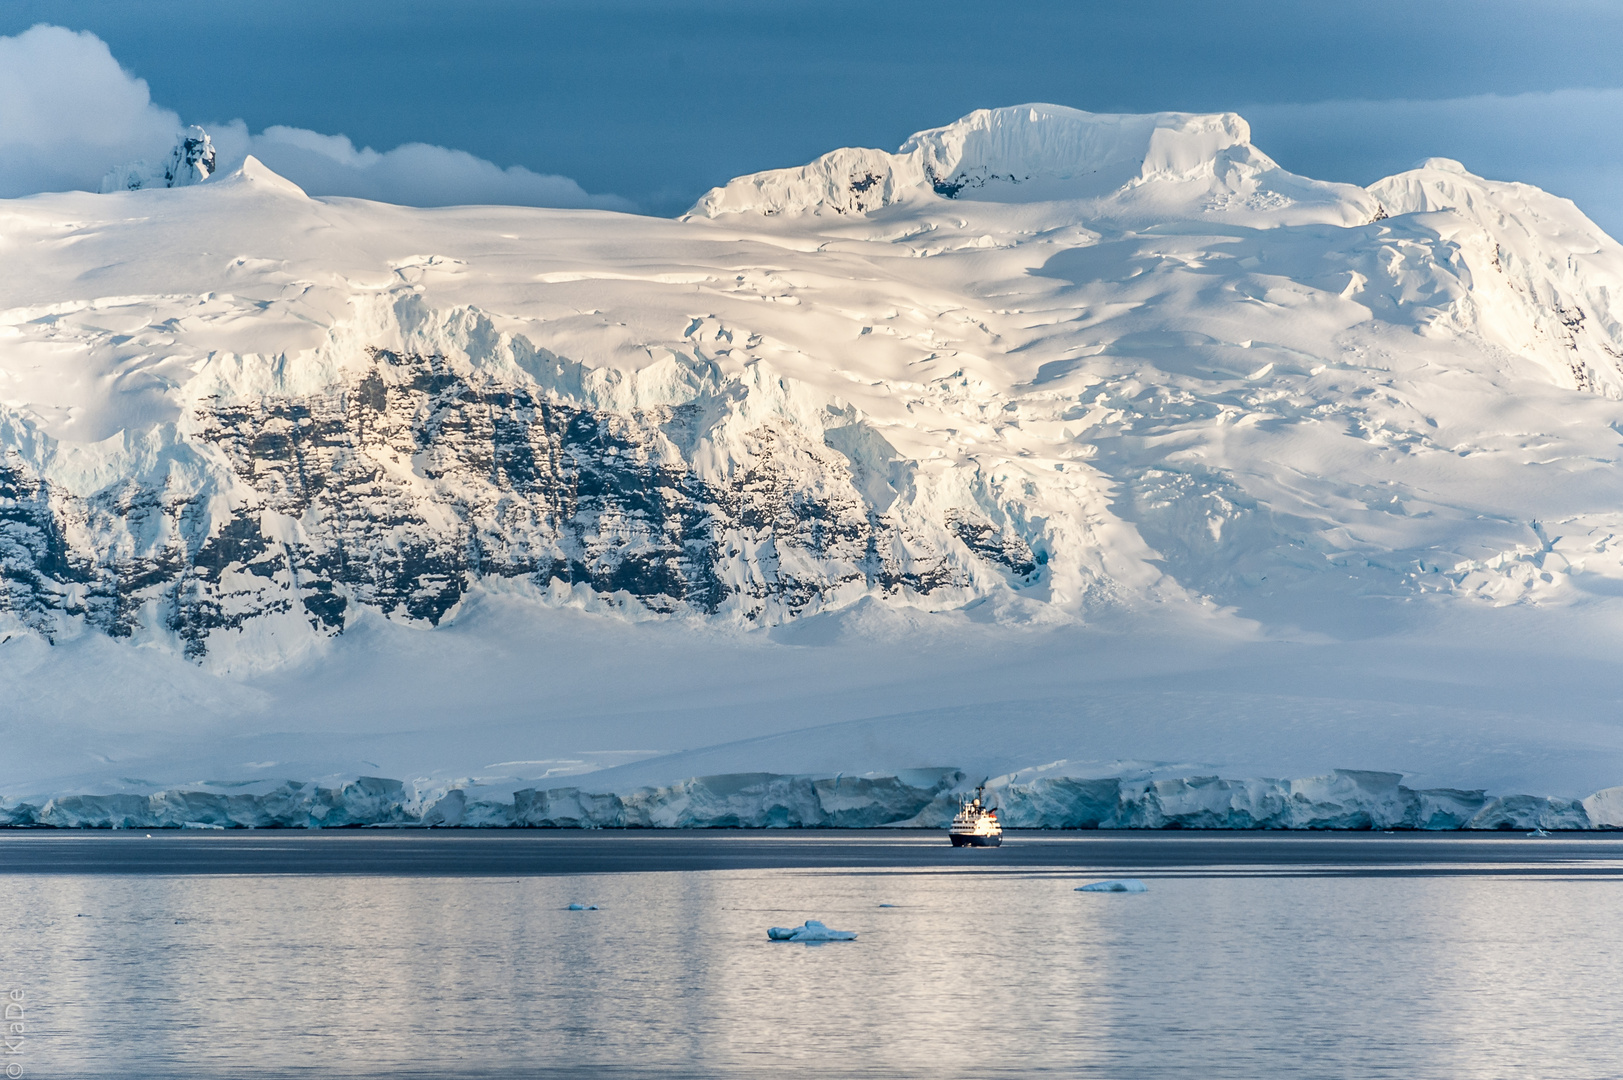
left=100, top=125, right=218, bottom=193
left=224, top=154, right=310, bottom=199
left=899, top=104, right=1254, bottom=199
left=1415, top=156, right=1471, bottom=175
left=688, top=104, right=1367, bottom=224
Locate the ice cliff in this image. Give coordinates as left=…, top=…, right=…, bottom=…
left=3, top=769, right=1616, bottom=831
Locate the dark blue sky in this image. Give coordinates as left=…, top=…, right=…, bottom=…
left=6, top=0, right=1623, bottom=218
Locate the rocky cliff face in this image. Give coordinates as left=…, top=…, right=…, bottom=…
left=0, top=346, right=1031, bottom=661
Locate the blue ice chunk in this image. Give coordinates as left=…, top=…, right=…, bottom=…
left=767, top=919, right=857, bottom=942
left=1076, top=879, right=1148, bottom=893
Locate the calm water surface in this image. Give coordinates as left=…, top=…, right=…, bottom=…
left=1, top=832, right=1620, bottom=1079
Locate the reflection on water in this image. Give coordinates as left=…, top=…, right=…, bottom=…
left=2, top=855, right=1621, bottom=1078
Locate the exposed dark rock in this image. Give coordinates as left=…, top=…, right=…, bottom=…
left=1, top=350, right=966, bottom=657
left=947, top=511, right=1038, bottom=577
left=0, top=450, right=89, bottom=640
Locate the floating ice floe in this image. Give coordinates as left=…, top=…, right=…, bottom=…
left=1077, top=879, right=1149, bottom=893
left=565, top=903, right=598, bottom=911
left=767, top=920, right=857, bottom=942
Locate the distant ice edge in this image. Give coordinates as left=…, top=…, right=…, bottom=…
left=6, top=770, right=1622, bottom=831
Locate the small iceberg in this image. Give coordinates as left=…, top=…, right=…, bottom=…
left=1076, top=879, right=1148, bottom=893
left=566, top=903, right=599, bottom=911
left=767, top=920, right=857, bottom=942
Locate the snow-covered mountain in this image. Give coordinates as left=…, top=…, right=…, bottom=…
left=6, top=105, right=1623, bottom=817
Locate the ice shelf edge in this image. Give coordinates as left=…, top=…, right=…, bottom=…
left=4, top=769, right=1620, bottom=831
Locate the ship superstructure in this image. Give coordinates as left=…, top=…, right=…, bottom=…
left=948, top=785, right=1003, bottom=847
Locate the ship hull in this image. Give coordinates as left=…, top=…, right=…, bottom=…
left=949, top=833, right=1003, bottom=847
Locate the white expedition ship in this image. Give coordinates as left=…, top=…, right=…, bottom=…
left=948, top=786, right=1003, bottom=847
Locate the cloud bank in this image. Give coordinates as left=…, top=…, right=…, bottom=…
left=0, top=24, right=629, bottom=210
left=207, top=123, right=632, bottom=210
left=0, top=25, right=180, bottom=198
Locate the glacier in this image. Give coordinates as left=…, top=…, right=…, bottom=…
left=5, top=104, right=1623, bottom=818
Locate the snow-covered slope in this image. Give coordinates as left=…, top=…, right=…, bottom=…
left=6, top=105, right=1623, bottom=815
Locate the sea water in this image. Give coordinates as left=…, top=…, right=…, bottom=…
left=1, top=832, right=1620, bottom=1079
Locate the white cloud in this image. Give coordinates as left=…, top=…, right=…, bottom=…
left=1245, top=89, right=1623, bottom=240
left=208, top=122, right=633, bottom=210
left=0, top=24, right=179, bottom=198
left=0, top=24, right=630, bottom=210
